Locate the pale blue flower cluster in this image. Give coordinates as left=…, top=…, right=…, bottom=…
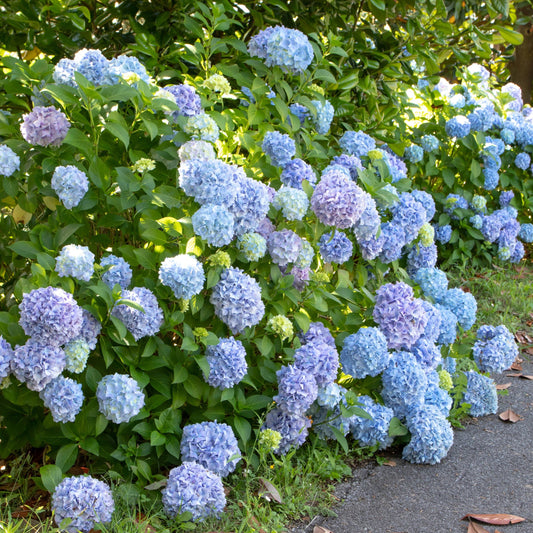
left=350, top=395, right=394, bottom=449
left=96, top=373, right=144, bottom=423
left=340, top=327, right=390, bottom=379
left=409, top=337, right=442, bottom=372
left=205, top=337, right=248, bottom=389
left=19, top=286, right=83, bottom=346
left=339, top=130, right=376, bottom=157
left=105, top=54, right=150, bottom=85
left=473, top=324, right=518, bottom=373
left=100, top=254, right=132, bottom=290
left=178, top=140, right=216, bottom=161
left=274, top=364, right=318, bottom=413
left=436, top=288, right=477, bottom=331
left=184, top=113, right=219, bottom=142
left=462, top=370, right=498, bottom=416
left=515, top=152, right=530, bottom=170
left=0, top=337, right=13, bottom=380
left=210, top=267, right=265, bottom=334
left=192, top=204, right=234, bottom=247
left=21, top=106, right=70, bottom=147
left=51, top=165, right=89, bottom=209
left=434, top=224, right=452, bottom=243
left=310, top=99, right=334, bottom=134
left=413, top=267, right=448, bottom=301
left=424, top=372, right=452, bottom=416
left=418, top=301, right=442, bottom=344
left=159, top=254, right=205, bottom=300
left=229, top=175, right=271, bottom=235
left=404, top=144, right=423, bottom=163
left=411, top=190, right=436, bottom=221
left=165, top=84, right=202, bottom=119
left=39, top=375, right=83, bottom=423
left=390, top=193, right=427, bottom=242
left=280, top=158, right=316, bottom=189
left=421, top=134, right=439, bottom=152
left=262, top=131, right=296, bottom=167
left=470, top=195, right=487, bottom=213
left=238, top=232, right=267, bottom=261
left=272, top=186, right=309, bottom=220
left=501, top=82, right=523, bottom=112
left=445, top=115, right=471, bottom=138
left=293, top=340, right=339, bottom=387
left=162, top=463, right=225, bottom=521
left=55, top=244, right=95, bottom=282
left=263, top=407, right=311, bottom=454
left=52, top=475, right=114, bottom=533
left=248, top=26, right=314, bottom=73
left=373, top=282, right=428, bottom=350
left=55, top=49, right=108, bottom=86
left=0, top=144, right=20, bottom=176
left=380, top=148, right=408, bottom=182
left=331, top=154, right=363, bottom=180
left=434, top=304, right=458, bottom=345
left=295, top=238, right=314, bottom=268
left=112, top=287, right=163, bottom=340
left=378, top=223, right=405, bottom=263
left=316, top=382, right=344, bottom=409
left=267, top=229, right=302, bottom=266
left=180, top=421, right=241, bottom=477
left=519, top=223, right=533, bottom=242
left=64, top=338, right=90, bottom=373
left=299, top=321, right=335, bottom=347
left=319, top=231, right=353, bottom=264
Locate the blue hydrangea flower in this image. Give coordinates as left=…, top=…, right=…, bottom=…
left=238, top=232, right=267, bottom=261
left=96, top=373, right=144, bottom=423
left=434, top=224, right=452, bottom=244
left=444, top=194, right=468, bottom=218
left=77, top=309, right=101, bottom=350
left=51, top=165, right=89, bottom=209
left=316, top=382, right=345, bottom=409
left=437, top=288, right=477, bottom=331
left=331, top=154, right=363, bottom=181
left=445, top=116, right=471, bottom=138
left=498, top=246, right=511, bottom=261
left=262, top=131, right=296, bottom=167
left=0, top=337, right=13, bottom=380
left=473, top=324, right=518, bottom=373
left=510, top=241, right=525, bottom=263
left=433, top=304, right=458, bottom=345
left=12, top=340, right=66, bottom=391
left=39, top=375, right=83, bottom=423
left=421, top=134, right=439, bottom=152
left=501, top=82, right=523, bottom=112
left=53, top=58, right=77, bottom=87
left=299, top=322, right=335, bottom=348
left=205, top=337, right=248, bottom=389
left=409, top=337, right=442, bottom=372
left=411, top=190, right=436, bottom=222
left=380, top=147, right=408, bottom=182
left=319, top=231, right=353, bottom=264
left=263, top=407, right=311, bottom=454
left=468, top=99, right=496, bottom=132
left=210, top=267, right=265, bottom=334
left=184, top=113, right=219, bottom=142
left=165, top=84, right=202, bottom=118
left=500, top=128, right=515, bottom=144
left=340, top=327, right=390, bottom=379
left=391, top=193, right=427, bottom=242
left=350, top=395, right=394, bottom=450
left=462, top=371, right=498, bottom=416
left=178, top=140, right=216, bottom=161
left=414, top=267, right=448, bottom=301
left=500, top=190, right=515, bottom=208
left=293, top=341, right=339, bottom=387
left=100, top=254, right=132, bottom=290
left=0, top=144, right=20, bottom=176
left=441, top=356, right=457, bottom=375
left=470, top=214, right=483, bottom=229
left=180, top=421, right=241, bottom=477
left=289, top=103, right=310, bottom=123
left=424, top=372, right=453, bottom=416
left=274, top=364, right=318, bottom=413
left=377, top=222, right=405, bottom=264
left=519, top=223, right=533, bottom=242
left=19, top=286, right=83, bottom=347
left=339, top=131, right=376, bottom=157
left=267, top=229, right=302, bottom=267
left=311, top=169, right=366, bottom=229
left=404, top=144, right=424, bottom=163
left=295, top=238, right=314, bottom=268
left=248, top=26, right=314, bottom=73
left=64, top=338, right=90, bottom=374
left=112, top=287, right=163, bottom=341
left=55, top=245, right=95, bottom=282
left=105, top=55, right=150, bottom=85
left=449, top=93, right=466, bottom=108
left=470, top=196, right=487, bottom=214
left=162, top=463, right=225, bottom=521
left=159, top=254, right=205, bottom=300
left=403, top=405, right=453, bottom=464
left=52, top=476, right=114, bottom=533
left=192, top=204, right=234, bottom=247
left=272, top=186, right=309, bottom=220
left=373, top=282, right=428, bottom=350
left=280, top=158, right=316, bottom=189
left=71, top=49, right=109, bottom=85
left=359, top=233, right=385, bottom=261
left=21, top=106, right=70, bottom=147
left=309, top=403, right=350, bottom=441
left=418, top=301, right=442, bottom=344
left=406, top=242, right=438, bottom=276
left=353, top=195, right=380, bottom=242
left=310, top=99, right=334, bottom=134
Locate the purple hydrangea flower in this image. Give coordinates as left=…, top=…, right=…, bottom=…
left=293, top=341, right=339, bottom=387
left=205, top=337, right=248, bottom=389
left=299, top=322, right=335, bottom=348
left=96, top=373, right=144, bottom=423
left=262, top=131, right=296, bottom=167
left=0, top=337, right=13, bottom=380
left=411, top=190, right=436, bottom=221
left=462, top=370, right=497, bottom=416
left=159, top=254, right=205, bottom=300
left=340, top=327, right=390, bottom=379
left=165, top=84, right=202, bottom=119
left=274, top=364, right=318, bottom=413
left=359, top=233, right=385, bottom=261
left=390, top=193, right=427, bottom=242
left=319, top=231, right=353, bottom=264
left=51, top=165, right=89, bottom=209
left=280, top=158, right=317, bottom=189
left=263, top=407, right=311, bottom=454
left=290, top=265, right=310, bottom=291
left=267, top=229, right=302, bottom=267
left=39, top=375, right=83, bottom=423
left=77, top=309, right=101, bottom=350
left=350, top=395, right=394, bottom=449
left=0, top=144, right=20, bottom=176
left=55, top=244, right=95, bottom=282
left=21, top=106, right=70, bottom=147
left=339, top=131, right=376, bottom=157
left=473, top=324, right=518, bottom=373
left=331, top=154, right=363, bottom=180
left=100, top=254, right=132, bottom=290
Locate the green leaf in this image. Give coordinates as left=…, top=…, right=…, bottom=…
left=55, top=443, right=78, bottom=473
left=150, top=430, right=166, bottom=446
left=181, top=336, right=199, bottom=352
left=388, top=417, right=408, bottom=437
left=63, top=128, right=94, bottom=158
left=40, top=464, right=63, bottom=493
left=54, top=223, right=84, bottom=248
left=368, top=0, right=386, bottom=9
left=495, top=25, right=524, bottom=46
left=233, top=415, right=251, bottom=443
left=104, top=111, right=130, bottom=148
left=9, top=241, right=39, bottom=259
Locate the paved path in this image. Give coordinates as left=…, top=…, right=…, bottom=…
left=292, top=361, right=533, bottom=533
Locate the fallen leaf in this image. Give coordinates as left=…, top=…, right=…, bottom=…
left=505, top=373, right=533, bottom=379
left=314, top=527, right=334, bottom=533
left=462, top=513, right=526, bottom=525
left=499, top=409, right=523, bottom=423
left=467, top=521, right=490, bottom=533
left=257, top=477, right=283, bottom=504
left=382, top=460, right=396, bottom=466
left=495, top=382, right=512, bottom=390
left=515, top=331, right=533, bottom=344
left=524, top=347, right=533, bottom=356
left=144, top=479, right=167, bottom=490
left=510, top=361, right=523, bottom=371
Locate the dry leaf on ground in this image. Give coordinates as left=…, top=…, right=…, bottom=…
left=498, top=409, right=523, bottom=423
left=257, top=477, right=283, bottom=503
left=462, top=513, right=526, bottom=525
left=495, top=383, right=512, bottom=390
left=515, top=331, right=533, bottom=344
left=510, top=361, right=523, bottom=371
left=313, top=527, right=334, bottom=533
left=467, top=521, right=490, bottom=533
left=382, top=460, right=396, bottom=466
left=505, top=373, right=533, bottom=380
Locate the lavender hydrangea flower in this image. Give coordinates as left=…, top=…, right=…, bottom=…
left=205, top=337, right=248, bottom=389
left=462, top=370, right=498, bottom=416
left=437, top=288, right=477, bottom=331
left=411, top=190, right=436, bottom=221
left=162, top=463, right=226, bottom=521
left=473, top=325, right=518, bottom=373
left=418, top=301, right=442, bottom=344
left=500, top=190, right=515, bottom=208
left=373, top=282, right=428, bottom=350
left=64, top=338, right=90, bottom=373
left=159, top=254, right=205, bottom=300
left=267, top=229, right=302, bottom=267
left=445, top=116, right=471, bottom=138
left=55, top=244, right=95, bottom=282
left=39, top=375, right=83, bottom=423
left=377, top=222, right=405, bottom=263
left=318, top=231, right=353, bottom=264
left=413, top=267, right=448, bottom=301
left=293, top=341, right=339, bottom=387
left=510, top=241, right=525, bottom=263
left=192, top=204, right=235, bottom=247
left=100, top=254, right=132, bottom=290
left=178, top=140, right=216, bottom=161
left=299, top=322, right=335, bottom=348
left=19, top=286, right=83, bottom=346
left=165, top=84, right=202, bottom=118
left=11, top=340, right=66, bottom=391
left=272, top=186, right=309, bottom=220
left=52, top=476, right=114, bottom=533
left=0, top=337, right=13, bottom=380
left=274, top=364, right=318, bottom=413
left=0, top=145, right=20, bottom=176
left=350, top=395, right=394, bottom=449
left=353, top=195, right=380, bottom=242
left=77, top=309, right=101, bottom=350
left=339, top=131, right=376, bottom=157
left=421, top=134, right=439, bottom=152
left=112, top=287, right=163, bottom=340
left=340, top=327, right=390, bottom=379
left=435, top=224, right=452, bottom=243
left=310, top=99, right=334, bottom=134
left=501, top=82, right=523, bottom=112
left=390, top=193, right=427, bottom=242
left=21, top=106, right=70, bottom=147
left=409, top=337, right=442, bottom=372
left=180, top=421, right=241, bottom=477
left=184, top=113, right=219, bottom=142
left=290, top=265, right=310, bottom=291
left=262, top=131, right=296, bottom=167
left=210, top=267, right=264, bottom=334
left=96, top=373, right=144, bottom=423
left=280, top=158, right=316, bottom=189
left=51, top=165, right=89, bottom=209
left=263, top=407, right=311, bottom=454
left=331, top=154, right=363, bottom=180
left=406, top=242, right=438, bottom=276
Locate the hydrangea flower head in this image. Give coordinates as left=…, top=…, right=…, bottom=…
left=331, top=154, right=363, bottom=180
left=192, top=204, right=234, bottom=247
left=96, top=373, right=144, bottom=423
left=52, top=476, right=114, bottom=533
left=258, top=429, right=282, bottom=453
left=421, top=134, right=439, bottom=152
left=390, top=192, right=427, bottom=242
left=0, top=145, right=20, bottom=176
left=404, top=144, right=423, bottom=163
left=339, top=131, right=376, bottom=157
left=105, top=54, right=150, bottom=85
left=64, top=338, right=90, bottom=373
left=437, top=288, right=477, bottom=331
left=100, top=254, right=132, bottom=290
left=414, top=267, right=448, bottom=301
left=273, top=186, right=309, bottom=220
left=409, top=337, right=442, bottom=372
left=159, top=254, right=205, bottom=300
left=210, top=267, right=264, bottom=334
left=274, top=364, right=318, bottom=413
left=184, top=113, right=219, bottom=142
left=299, top=321, right=335, bottom=348
left=280, top=158, right=316, bottom=189
left=319, top=231, right=353, bottom=264
left=263, top=407, right=311, bottom=454
left=51, top=165, right=89, bottom=209
left=473, top=324, right=518, bottom=373
left=434, top=304, right=458, bottom=345
left=293, top=341, right=339, bottom=387
left=21, top=106, right=70, bottom=147
left=445, top=116, right=471, bottom=138
left=515, top=152, right=531, bottom=170
left=111, top=287, right=163, bottom=340
left=310, top=99, right=334, bottom=134
left=353, top=195, right=380, bottom=242
left=462, top=370, right=497, bottom=416
left=519, top=223, right=533, bottom=243
left=55, top=245, right=95, bottom=282
left=178, top=140, right=216, bottom=161
left=268, top=315, right=293, bottom=340
left=316, top=382, right=345, bottom=409
left=204, top=74, right=231, bottom=94
left=180, top=421, right=241, bottom=477
left=418, top=301, right=442, bottom=344
left=165, top=84, right=202, bottom=118
left=238, top=232, right=267, bottom=261
left=262, top=131, right=296, bottom=167
left=350, top=395, right=394, bottom=449
left=205, top=337, right=247, bottom=389
left=162, top=463, right=226, bottom=521
left=71, top=49, right=109, bottom=85
left=435, top=224, right=452, bottom=244
left=0, top=337, right=13, bottom=380
left=77, top=309, right=101, bottom=350
left=406, top=242, right=438, bottom=276
left=340, top=327, right=390, bottom=379
left=40, top=375, right=83, bottom=423
left=377, top=222, right=405, bottom=264
left=267, top=229, right=302, bottom=267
